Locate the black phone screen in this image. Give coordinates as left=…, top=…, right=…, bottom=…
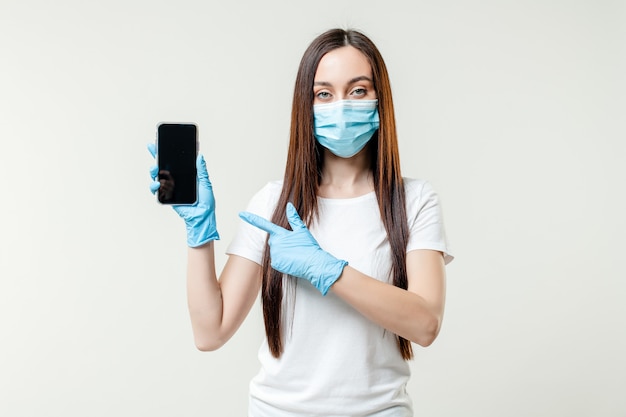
left=156, top=123, right=198, bottom=205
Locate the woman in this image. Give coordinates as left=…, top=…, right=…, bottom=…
left=149, top=28, right=453, bottom=416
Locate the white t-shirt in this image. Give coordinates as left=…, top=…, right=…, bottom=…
left=226, top=178, right=453, bottom=417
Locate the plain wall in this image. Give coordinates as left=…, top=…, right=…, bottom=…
left=1, top=0, right=624, bottom=416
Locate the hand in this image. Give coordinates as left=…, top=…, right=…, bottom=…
left=148, top=143, right=220, bottom=247
left=239, top=203, right=347, bottom=295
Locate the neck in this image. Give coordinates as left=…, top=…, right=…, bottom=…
left=318, top=146, right=373, bottom=198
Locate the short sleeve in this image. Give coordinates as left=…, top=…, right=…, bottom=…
left=405, top=179, right=454, bottom=265
left=225, top=181, right=283, bottom=265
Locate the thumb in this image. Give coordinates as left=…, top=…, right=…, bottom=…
left=285, top=202, right=307, bottom=231
left=197, top=154, right=210, bottom=186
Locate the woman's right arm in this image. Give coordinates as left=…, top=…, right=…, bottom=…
left=186, top=242, right=262, bottom=351
left=148, top=143, right=263, bottom=351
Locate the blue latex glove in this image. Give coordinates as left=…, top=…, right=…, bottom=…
left=148, top=143, right=220, bottom=247
left=239, top=203, right=348, bottom=295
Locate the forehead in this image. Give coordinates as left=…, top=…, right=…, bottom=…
left=314, top=46, right=372, bottom=81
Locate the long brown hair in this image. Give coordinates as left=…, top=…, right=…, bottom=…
left=261, top=28, right=412, bottom=360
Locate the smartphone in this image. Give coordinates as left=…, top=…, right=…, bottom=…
left=156, top=123, right=198, bottom=205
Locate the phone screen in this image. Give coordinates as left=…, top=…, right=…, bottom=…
left=156, top=123, right=198, bottom=205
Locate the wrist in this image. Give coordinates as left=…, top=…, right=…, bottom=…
left=314, top=257, right=348, bottom=296
left=185, top=212, right=219, bottom=247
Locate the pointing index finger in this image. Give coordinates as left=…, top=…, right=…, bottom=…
left=239, top=212, right=285, bottom=235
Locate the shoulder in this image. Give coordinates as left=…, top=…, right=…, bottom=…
left=403, top=177, right=454, bottom=263
left=253, top=180, right=283, bottom=201
left=402, top=177, right=444, bottom=220
left=403, top=177, right=436, bottom=202
left=245, top=180, right=283, bottom=217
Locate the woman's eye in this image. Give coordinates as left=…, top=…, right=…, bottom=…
left=316, top=91, right=331, bottom=100
left=351, top=88, right=366, bottom=97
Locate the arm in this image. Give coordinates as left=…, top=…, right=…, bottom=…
left=186, top=243, right=261, bottom=351
left=148, top=143, right=261, bottom=351
left=330, top=249, right=446, bottom=347
left=239, top=203, right=448, bottom=347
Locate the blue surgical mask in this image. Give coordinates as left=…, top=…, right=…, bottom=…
left=313, top=99, right=380, bottom=158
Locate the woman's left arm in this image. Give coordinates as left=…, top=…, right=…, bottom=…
left=331, top=249, right=446, bottom=347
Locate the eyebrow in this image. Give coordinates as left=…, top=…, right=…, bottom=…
left=313, top=75, right=373, bottom=87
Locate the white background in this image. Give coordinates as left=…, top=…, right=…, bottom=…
left=1, top=1, right=624, bottom=416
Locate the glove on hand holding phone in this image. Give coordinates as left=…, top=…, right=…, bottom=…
left=148, top=143, right=220, bottom=247
left=239, top=203, right=348, bottom=295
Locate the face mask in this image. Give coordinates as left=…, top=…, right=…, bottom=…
left=313, top=99, right=380, bottom=158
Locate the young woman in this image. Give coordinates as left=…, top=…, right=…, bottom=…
left=149, top=28, right=453, bottom=417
